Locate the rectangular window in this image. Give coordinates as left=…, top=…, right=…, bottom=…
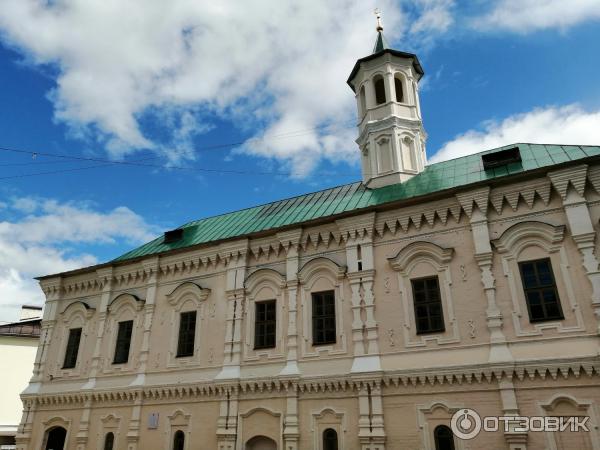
left=176, top=311, right=197, bottom=357
left=519, top=258, right=564, bottom=322
left=312, top=290, right=336, bottom=345
left=62, top=327, right=82, bottom=369
left=254, top=300, right=276, bottom=349
left=113, top=320, right=133, bottom=364
left=411, top=276, right=445, bottom=334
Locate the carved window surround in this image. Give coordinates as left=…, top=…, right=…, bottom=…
left=167, top=409, right=191, bottom=450
left=55, top=301, right=95, bottom=379
left=388, top=241, right=460, bottom=347
left=310, top=407, right=346, bottom=450
left=243, top=269, right=286, bottom=362
left=40, top=416, right=71, bottom=450
left=97, top=413, right=121, bottom=450
left=165, top=282, right=211, bottom=368
left=238, top=407, right=283, bottom=449
left=538, top=394, right=600, bottom=450
left=298, top=257, right=348, bottom=358
left=416, top=401, right=466, bottom=450
left=492, top=221, right=585, bottom=336
left=102, top=293, right=145, bottom=374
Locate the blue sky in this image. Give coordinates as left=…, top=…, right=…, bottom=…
left=0, top=0, right=600, bottom=321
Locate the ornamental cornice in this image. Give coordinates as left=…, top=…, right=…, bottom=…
left=336, top=212, right=376, bottom=242
left=489, top=179, right=552, bottom=214
left=455, top=186, right=491, bottom=217
left=22, top=357, right=599, bottom=406
left=374, top=198, right=461, bottom=236
left=356, top=115, right=425, bottom=146
left=547, top=164, right=588, bottom=200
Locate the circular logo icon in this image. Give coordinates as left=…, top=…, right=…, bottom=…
left=451, top=408, right=482, bottom=440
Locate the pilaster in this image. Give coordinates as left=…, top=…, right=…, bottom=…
left=75, top=396, right=92, bottom=450
left=456, top=188, right=513, bottom=363
left=357, top=381, right=386, bottom=450
left=498, top=377, right=528, bottom=450
left=216, top=240, right=249, bottom=380
left=338, top=214, right=382, bottom=373
left=283, top=382, right=300, bottom=450
left=216, top=386, right=238, bottom=450
left=131, top=257, right=159, bottom=386
left=82, top=267, right=114, bottom=389
left=549, top=165, right=600, bottom=333
left=126, top=390, right=143, bottom=450
left=278, top=229, right=303, bottom=376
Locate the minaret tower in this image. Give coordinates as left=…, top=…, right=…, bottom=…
left=347, top=11, right=426, bottom=188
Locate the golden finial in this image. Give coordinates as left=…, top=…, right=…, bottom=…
left=374, top=8, right=383, bottom=32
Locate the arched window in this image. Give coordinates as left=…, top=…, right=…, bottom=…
left=323, top=428, right=338, bottom=450
left=434, top=425, right=455, bottom=450
left=373, top=75, right=386, bottom=104
left=173, top=430, right=185, bottom=450
left=45, top=426, right=67, bottom=450
left=394, top=75, right=404, bottom=102
left=359, top=85, right=367, bottom=117
left=103, top=432, right=114, bottom=450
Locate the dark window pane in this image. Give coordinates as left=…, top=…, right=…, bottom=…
left=62, top=328, right=82, bottom=369
left=254, top=300, right=276, bottom=349
left=518, top=259, right=564, bottom=322
left=312, top=291, right=336, bottom=345
left=103, top=432, right=114, bottom=450
left=323, top=428, right=338, bottom=450
left=177, top=311, right=197, bottom=357
left=411, top=276, right=445, bottom=334
left=434, top=425, right=455, bottom=450
left=173, top=430, right=185, bottom=450
left=113, top=320, right=133, bottom=364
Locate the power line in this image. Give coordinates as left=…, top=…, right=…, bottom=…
left=0, top=121, right=362, bottom=180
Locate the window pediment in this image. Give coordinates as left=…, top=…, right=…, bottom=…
left=298, top=257, right=346, bottom=286
left=108, top=293, right=145, bottom=314
left=166, top=282, right=210, bottom=308
left=491, top=221, right=565, bottom=256
left=388, top=241, right=454, bottom=273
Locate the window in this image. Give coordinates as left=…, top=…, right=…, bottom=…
left=254, top=300, right=276, bottom=349
left=323, top=428, right=338, bottom=450
left=113, top=320, right=133, bottom=364
left=519, top=258, right=564, bottom=322
left=394, top=76, right=404, bottom=102
left=103, top=432, right=114, bottom=450
left=173, top=430, right=185, bottom=450
left=374, top=75, right=386, bottom=104
left=411, top=276, right=445, bottom=334
left=62, top=328, right=82, bottom=369
left=176, top=311, right=197, bottom=357
left=434, top=425, right=455, bottom=450
left=312, top=290, right=336, bottom=345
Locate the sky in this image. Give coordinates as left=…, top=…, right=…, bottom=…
left=0, top=0, right=600, bottom=321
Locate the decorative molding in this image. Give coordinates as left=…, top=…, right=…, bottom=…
left=336, top=212, right=376, bottom=242
left=387, top=241, right=454, bottom=272
left=490, top=179, right=552, bottom=213
left=493, top=221, right=584, bottom=336
left=388, top=240, right=459, bottom=347
left=375, top=198, right=461, bottom=236
left=547, top=164, right=588, bottom=200
left=455, top=186, right=490, bottom=217
left=492, top=221, right=565, bottom=254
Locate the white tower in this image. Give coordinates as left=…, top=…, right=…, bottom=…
left=347, top=13, right=427, bottom=188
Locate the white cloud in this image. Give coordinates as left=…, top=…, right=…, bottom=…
left=0, top=0, right=452, bottom=176
left=0, top=198, right=157, bottom=322
left=473, top=0, right=600, bottom=32
left=430, top=104, right=600, bottom=163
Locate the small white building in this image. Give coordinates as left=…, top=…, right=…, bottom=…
left=0, top=306, right=42, bottom=450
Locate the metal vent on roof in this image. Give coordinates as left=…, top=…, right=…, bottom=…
left=482, top=147, right=521, bottom=170
left=164, top=228, right=183, bottom=244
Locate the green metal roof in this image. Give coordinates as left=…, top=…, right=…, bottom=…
left=373, top=31, right=390, bottom=53
left=113, top=144, right=600, bottom=262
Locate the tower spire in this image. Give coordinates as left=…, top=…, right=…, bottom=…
left=372, top=9, right=389, bottom=53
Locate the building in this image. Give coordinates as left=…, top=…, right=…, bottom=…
left=16, top=23, right=600, bottom=450
left=0, top=306, right=42, bottom=450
